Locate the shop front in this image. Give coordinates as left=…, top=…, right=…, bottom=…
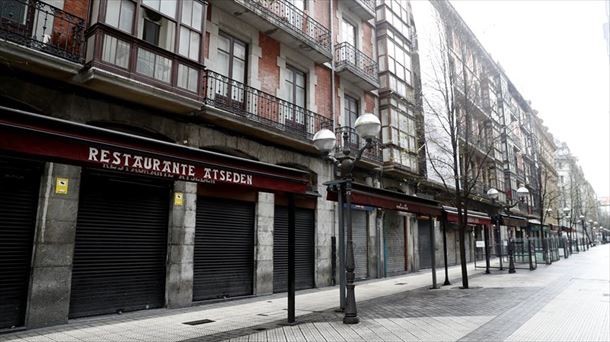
left=0, top=107, right=311, bottom=328
left=327, top=183, right=441, bottom=276
left=442, top=207, right=492, bottom=268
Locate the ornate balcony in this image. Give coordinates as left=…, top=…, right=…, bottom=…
left=203, top=70, right=332, bottom=142
left=335, top=42, right=379, bottom=91
left=334, top=126, right=382, bottom=165
left=350, top=0, right=375, bottom=20
left=0, top=0, right=85, bottom=63
left=212, top=0, right=331, bottom=62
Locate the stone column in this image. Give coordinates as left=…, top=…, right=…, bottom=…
left=26, top=163, right=81, bottom=328
left=255, top=192, right=274, bottom=295
left=166, top=181, right=197, bottom=308
left=315, top=196, right=334, bottom=287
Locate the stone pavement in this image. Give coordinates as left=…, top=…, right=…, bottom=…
left=1, top=246, right=608, bottom=342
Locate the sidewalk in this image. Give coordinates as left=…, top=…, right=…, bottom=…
left=1, top=246, right=608, bottom=342
left=0, top=263, right=482, bottom=342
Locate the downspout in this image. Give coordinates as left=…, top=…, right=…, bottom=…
left=329, top=0, right=336, bottom=130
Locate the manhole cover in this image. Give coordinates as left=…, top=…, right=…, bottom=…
left=183, top=319, right=215, bottom=326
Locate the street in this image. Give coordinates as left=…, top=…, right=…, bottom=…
left=1, top=245, right=608, bottom=342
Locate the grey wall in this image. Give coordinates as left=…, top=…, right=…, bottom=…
left=26, top=163, right=81, bottom=328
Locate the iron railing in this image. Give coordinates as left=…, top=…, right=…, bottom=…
left=335, top=42, right=378, bottom=86
left=238, top=0, right=331, bottom=55
left=334, top=126, right=383, bottom=163
left=203, top=70, right=332, bottom=141
left=0, top=0, right=85, bottom=62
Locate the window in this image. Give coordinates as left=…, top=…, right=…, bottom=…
left=142, top=0, right=176, bottom=18
left=136, top=48, right=172, bottom=83
left=285, top=65, right=306, bottom=127
left=179, top=0, right=203, bottom=61
left=215, top=32, right=247, bottom=103
left=344, top=95, right=358, bottom=128
left=177, top=64, right=198, bottom=92
left=139, top=7, right=175, bottom=51
left=102, top=34, right=130, bottom=68
left=106, top=0, right=135, bottom=33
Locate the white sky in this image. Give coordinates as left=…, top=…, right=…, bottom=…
left=448, top=0, right=610, bottom=199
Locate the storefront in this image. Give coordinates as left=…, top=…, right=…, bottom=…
left=327, top=183, right=441, bottom=276
left=442, top=207, right=492, bottom=266
left=0, top=107, right=311, bottom=326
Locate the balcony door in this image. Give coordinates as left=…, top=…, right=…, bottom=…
left=341, top=19, right=357, bottom=64
left=216, top=32, right=247, bottom=110
left=344, top=94, right=359, bottom=145
left=284, top=65, right=306, bottom=134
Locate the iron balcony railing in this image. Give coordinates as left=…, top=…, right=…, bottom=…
left=238, top=0, right=331, bottom=55
left=335, top=42, right=379, bottom=87
left=203, top=70, right=332, bottom=141
left=0, top=0, right=85, bottom=63
left=334, top=126, right=382, bottom=164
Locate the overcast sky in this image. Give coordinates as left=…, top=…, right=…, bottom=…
left=448, top=0, right=610, bottom=199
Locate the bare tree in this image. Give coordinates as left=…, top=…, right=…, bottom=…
left=416, top=2, right=498, bottom=288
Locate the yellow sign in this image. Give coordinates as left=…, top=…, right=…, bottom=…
left=56, top=177, right=68, bottom=194
left=174, top=192, right=184, bottom=206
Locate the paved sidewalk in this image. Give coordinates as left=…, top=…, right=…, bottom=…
left=1, top=246, right=608, bottom=342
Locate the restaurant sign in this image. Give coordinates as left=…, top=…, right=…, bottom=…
left=88, top=147, right=253, bottom=185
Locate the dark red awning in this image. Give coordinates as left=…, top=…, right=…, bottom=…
left=326, top=183, right=441, bottom=216
left=0, top=106, right=310, bottom=194
left=443, top=206, right=491, bottom=225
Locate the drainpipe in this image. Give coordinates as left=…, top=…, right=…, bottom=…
left=330, top=0, right=336, bottom=130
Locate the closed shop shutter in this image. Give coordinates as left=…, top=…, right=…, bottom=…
left=193, top=197, right=254, bottom=301
left=273, top=206, right=315, bottom=293
left=352, top=210, right=368, bottom=280
left=383, top=213, right=405, bottom=276
left=0, top=158, right=41, bottom=329
left=418, top=219, right=432, bottom=269
left=70, top=172, right=169, bottom=318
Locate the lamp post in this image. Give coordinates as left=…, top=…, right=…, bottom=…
left=313, top=113, right=381, bottom=325
left=564, top=207, right=573, bottom=254
left=554, top=209, right=568, bottom=259
left=486, top=186, right=530, bottom=274
left=579, top=215, right=587, bottom=251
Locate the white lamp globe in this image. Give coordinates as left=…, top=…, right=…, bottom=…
left=563, top=207, right=571, bottom=215
left=516, top=186, right=529, bottom=200
left=312, top=129, right=336, bottom=154
left=486, top=188, right=499, bottom=200
left=354, top=113, right=381, bottom=140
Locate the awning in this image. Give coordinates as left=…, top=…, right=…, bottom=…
left=443, top=206, right=491, bottom=225
left=0, top=106, right=310, bottom=194
left=326, top=183, right=441, bottom=216
left=500, top=214, right=528, bottom=227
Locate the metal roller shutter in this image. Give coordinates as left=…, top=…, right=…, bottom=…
left=418, top=219, right=432, bottom=269
left=70, top=173, right=169, bottom=318
left=273, top=206, right=315, bottom=293
left=193, top=197, right=254, bottom=301
left=352, top=210, right=368, bottom=280
left=383, top=213, right=405, bottom=276
left=0, top=159, right=40, bottom=329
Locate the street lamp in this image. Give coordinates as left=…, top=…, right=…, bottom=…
left=486, top=185, right=530, bottom=274
left=314, top=113, right=381, bottom=325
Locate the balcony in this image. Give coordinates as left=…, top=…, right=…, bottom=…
left=335, top=42, right=379, bottom=91
left=203, top=70, right=332, bottom=144
left=212, top=0, right=331, bottom=62
left=349, top=0, right=375, bottom=20
left=80, top=24, right=205, bottom=112
left=334, top=126, right=383, bottom=165
left=0, top=0, right=85, bottom=62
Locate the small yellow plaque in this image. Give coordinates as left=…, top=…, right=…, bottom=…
left=174, top=192, right=184, bottom=206
left=56, top=177, right=68, bottom=194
